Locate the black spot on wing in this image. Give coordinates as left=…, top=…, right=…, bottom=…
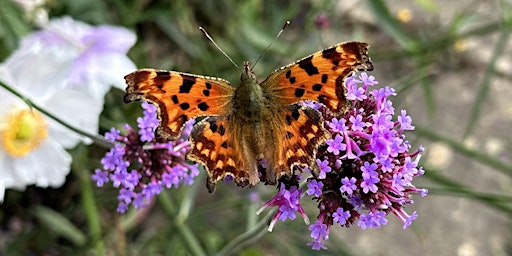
left=312, top=84, right=322, bottom=91
left=154, top=72, right=171, bottom=92
left=291, top=107, right=300, bottom=120
left=179, top=75, right=196, bottom=93
left=218, top=125, right=225, bottom=136
left=179, top=102, right=190, bottom=110
left=285, top=115, right=292, bottom=126
left=171, top=95, right=179, bottom=104
left=298, top=56, right=319, bottom=76
left=198, top=102, right=209, bottom=111
left=321, top=74, right=328, bottom=83
left=294, top=88, right=305, bottom=97
left=209, top=121, right=218, bottom=133
left=322, top=47, right=342, bottom=66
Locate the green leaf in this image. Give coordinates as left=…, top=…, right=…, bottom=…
left=33, top=206, right=87, bottom=246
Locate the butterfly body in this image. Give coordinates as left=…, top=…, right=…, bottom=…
left=124, top=41, right=374, bottom=192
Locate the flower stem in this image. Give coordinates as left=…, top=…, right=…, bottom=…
left=158, top=191, right=207, bottom=256
left=217, top=209, right=276, bottom=256
left=0, top=79, right=115, bottom=149
left=72, top=145, right=105, bottom=255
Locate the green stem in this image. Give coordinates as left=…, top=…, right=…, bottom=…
left=463, top=26, right=510, bottom=138
left=158, top=191, right=207, bottom=256
left=72, top=144, right=105, bottom=255
left=78, top=167, right=105, bottom=255
left=415, top=126, right=512, bottom=178
left=217, top=209, right=275, bottom=256
left=425, top=169, right=512, bottom=217
left=0, top=80, right=115, bottom=149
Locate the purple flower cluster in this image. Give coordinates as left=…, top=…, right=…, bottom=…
left=259, top=73, right=427, bottom=250
left=92, top=102, right=199, bottom=212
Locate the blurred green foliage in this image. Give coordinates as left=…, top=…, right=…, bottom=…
left=1, top=0, right=511, bottom=255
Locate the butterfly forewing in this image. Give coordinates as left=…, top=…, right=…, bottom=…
left=124, top=69, right=235, bottom=139
left=261, top=41, right=373, bottom=114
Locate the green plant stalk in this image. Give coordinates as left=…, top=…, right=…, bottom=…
left=0, top=80, right=115, bottom=149
left=425, top=170, right=512, bottom=217
left=463, top=26, right=510, bottom=138
left=70, top=144, right=105, bottom=255
left=415, top=126, right=512, bottom=177
left=78, top=167, right=105, bottom=255
left=158, top=191, right=207, bottom=256
left=217, top=209, right=276, bottom=256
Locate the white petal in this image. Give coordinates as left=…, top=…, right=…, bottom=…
left=0, top=137, right=71, bottom=203
left=79, top=53, right=136, bottom=96
left=12, top=138, right=71, bottom=188
left=44, top=86, right=104, bottom=148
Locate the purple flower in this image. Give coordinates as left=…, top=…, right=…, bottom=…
left=346, top=76, right=367, bottom=101
left=137, top=102, right=159, bottom=142
left=307, top=240, right=327, bottom=251
left=340, top=177, right=357, bottom=195
left=309, top=221, right=328, bottom=240
left=332, top=208, right=351, bottom=225
left=349, top=114, right=367, bottom=131
left=359, top=73, right=378, bottom=88
left=306, top=179, right=323, bottom=197
left=358, top=211, right=388, bottom=229
left=307, top=220, right=330, bottom=250
left=257, top=183, right=309, bottom=232
left=316, top=159, right=332, bottom=179
left=93, top=103, right=199, bottom=212
left=397, top=110, right=414, bottom=130
left=91, top=169, right=109, bottom=187
left=105, top=128, right=121, bottom=142
left=314, top=13, right=330, bottom=30
left=327, top=118, right=347, bottom=133
left=325, top=134, right=346, bottom=155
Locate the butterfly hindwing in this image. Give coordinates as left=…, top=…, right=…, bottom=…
left=188, top=117, right=259, bottom=192
left=261, top=41, right=373, bottom=114
left=261, top=104, right=329, bottom=183
left=124, top=69, right=235, bottom=139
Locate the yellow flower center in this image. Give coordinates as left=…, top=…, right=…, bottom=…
left=1, top=109, right=47, bottom=157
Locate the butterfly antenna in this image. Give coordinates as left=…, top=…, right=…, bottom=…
left=199, top=26, right=241, bottom=71
left=251, top=20, right=291, bottom=71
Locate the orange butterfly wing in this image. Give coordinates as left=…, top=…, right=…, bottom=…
left=261, top=41, right=373, bottom=114
left=124, top=69, right=235, bottom=139
left=260, top=104, right=329, bottom=184
left=188, top=117, right=261, bottom=192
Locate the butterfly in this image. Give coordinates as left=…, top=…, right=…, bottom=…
left=124, top=41, right=373, bottom=192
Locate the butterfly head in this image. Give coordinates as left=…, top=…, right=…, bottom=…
left=241, top=61, right=257, bottom=82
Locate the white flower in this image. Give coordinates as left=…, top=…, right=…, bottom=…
left=1, top=16, right=136, bottom=147
left=0, top=16, right=137, bottom=201
left=0, top=91, right=71, bottom=202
